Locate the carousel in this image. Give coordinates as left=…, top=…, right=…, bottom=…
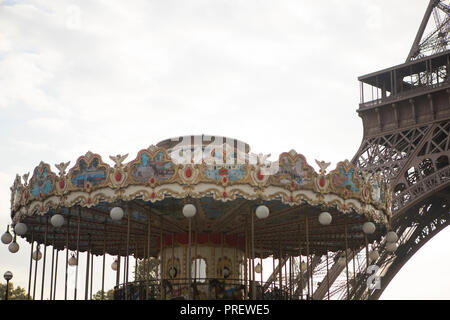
left=2, top=135, right=394, bottom=300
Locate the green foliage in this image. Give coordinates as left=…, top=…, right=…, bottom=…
left=0, top=282, right=30, bottom=300
left=92, top=289, right=114, bottom=300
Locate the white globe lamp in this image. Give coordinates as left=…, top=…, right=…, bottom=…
left=32, top=249, right=42, bottom=261
left=318, top=212, right=332, bottom=225
left=255, top=205, right=270, bottom=219
left=368, top=250, right=379, bottom=262
left=14, top=223, right=27, bottom=236
left=110, top=207, right=124, bottom=221
left=1, top=227, right=12, bottom=245
left=362, top=222, right=376, bottom=235
left=51, top=214, right=65, bottom=228
left=385, top=231, right=398, bottom=243
left=68, top=254, right=77, bottom=266
left=8, top=240, right=19, bottom=253
left=386, top=242, right=398, bottom=253
left=182, top=204, right=197, bottom=218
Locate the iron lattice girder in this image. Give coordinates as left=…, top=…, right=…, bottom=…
left=408, top=0, right=450, bottom=61
left=343, top=192, right=449, bottom=300
left=331, top=1, right=450, bottom=300
left=353, top=119, right=449, bottom=216
left=366, top=198, right=449, bottom=300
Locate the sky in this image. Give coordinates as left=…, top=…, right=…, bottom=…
left=0, top=0, right=448, bottom=300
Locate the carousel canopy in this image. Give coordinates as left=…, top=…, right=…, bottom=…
left=8, top=135, right=391, bottom=258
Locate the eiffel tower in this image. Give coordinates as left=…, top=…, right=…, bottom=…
left=317, top=0, right=450, bottom=300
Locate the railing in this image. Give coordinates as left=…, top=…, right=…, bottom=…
left=359, top=80, right=450, bottom=109
left=113, top=278, right=294, bottom=300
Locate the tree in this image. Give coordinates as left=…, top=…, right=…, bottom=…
left=92, top=289, right=114, bottom=300
left=0, top=282, right=30, bottom=300
left=91, top=257, right=159, bottom=300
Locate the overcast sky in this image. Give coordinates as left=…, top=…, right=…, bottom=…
left=0, top=0, right=449, bottom=300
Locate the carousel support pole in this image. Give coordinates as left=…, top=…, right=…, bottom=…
left=278, top=240, right=282, bottom=296
left=326, top=247, right=330, bottom=300
left=41, top=218, right=49, bottom=300
left=290, top=257, right=293, bottom=299
left=125, top=206, right=131, bottom=300
left=116, top=255, right=121, bottom=288
left=221, top=233, right=224, bottom=279
left=244, top=220, right=248, bottom=299
left=27, top=230, right=34, bottom=300
left=84, top=235, right=91, bottom=300
left=352, top=248, right=356, bottom=299
left=259, top=242, right=263, bottom=291
left=123, top=243, right=127, bottom=292
left=146, top=209, right=151, bottom=300
left=33, top=244, right=39, bottom=300
left=272, top=254, right=275, bottom=292
left=284, top=256, right=288, bottom=297
left=74, top=210, right=81, bottom=300
left=171, top=233, right=174, bottom=282
left=49, top=232, right=55, bottom=300
left=305, top=217, right=311, bottom=299
left=53, top=248, right=59, bottom=300
left=64, top=216, right=70, bottom=300
left=90, top=249, right=94, bottom=300
left=194, top=231, right=198, bottom=285
left=251, top=208, right=256, bottom=300
left=101, top=221, right=106, bottom=300
left=160, top=218, right=164, bottom=300
left=187, top=216, right=192, bottom=300
left=136, top=240, right=139, bottom=282
left=365, top=234, right=369, bottom=268
left=298, top=223, right=303, bottom=300
left=344, top=224, right=350, bottom=300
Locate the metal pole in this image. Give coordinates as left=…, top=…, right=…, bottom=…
left=146, top=209, right=151, bottom=300
left=125, top=207, right=131, bottom=300
left=41, top=218, right=48, bottom=300
left=344, top=224, right=350, bottom=300
left=298, top=223, right=303, bottom=300
left=272, top=254, right=275, bottom=292
left=365, top=234, right=369, bottom=267
left=326, top=247, right=330, bottom=300
left=101, top=221, right=106, bottom=300
left=278, top=241, right=282, bottom=296
left=187, top=217, right=191, bottom=299
left=33, top=244, right=39, bottom=300
left=305, top=216, right=311, bottom=299
left=64, top=216, right=70, bottom=300
left=160, top=218, right=164, bottom=300
left=53, top=249, right=59, bottom=300
left=251, top=209, right=255, bottom=300
left=352, top=248, right=357, bottom=299
left=90, top=250, right=93, bottom=300
left=49, top=232, right=55, bottom=300
left=244, top=219, right=248, bottom=299
left=27, top=230, right=34, bottom=300
left=5, top=279, right=9, bottom=300
left=116, top=255, right=121, bottom=288
left=84, top=235, right=90, bottom=300
left=74, top=210, right=81, bottom=300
